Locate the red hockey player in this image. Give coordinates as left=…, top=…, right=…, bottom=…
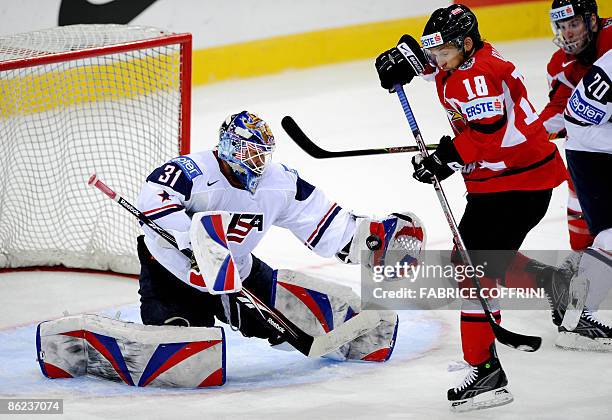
left=375, top=3, right=571, bottom=412
left=540, top=0, right=612, bottom=250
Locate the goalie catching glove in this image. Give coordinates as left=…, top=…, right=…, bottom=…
left=337, top=211, right=426, bottom=270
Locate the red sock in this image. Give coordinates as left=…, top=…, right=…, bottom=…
left=461, top=310, right=501, bottom=366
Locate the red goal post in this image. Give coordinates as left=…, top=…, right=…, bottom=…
left=0, top=25, right=192, bottom=276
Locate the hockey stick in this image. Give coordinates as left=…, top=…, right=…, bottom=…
left=87, top=174, right=381, bottom=358
left=281, top=116, right=436, bottom=159
left=393, top=84, right=542, bottom=352
left=281, top=116, right=562, bottom=160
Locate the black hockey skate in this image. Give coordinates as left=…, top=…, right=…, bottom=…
left=556, top=310, right=612, bottom=352
left=525, top=254, right=589, bottom=330
left=448, top=348, right=513, bottom=412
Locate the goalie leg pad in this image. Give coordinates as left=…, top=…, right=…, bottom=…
left=37, top=314, right=225, bottom=388
left=274, top=270, right=399, bottom=361
left=274, top=269, right=360, bottom=336
left=342, top=310, right=399, bottom=362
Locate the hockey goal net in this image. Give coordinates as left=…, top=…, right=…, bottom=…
left=0, top=25, right=191, bottom=275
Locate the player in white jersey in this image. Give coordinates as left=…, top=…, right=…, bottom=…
left=560, top=49, right=612, bottom=350
left=135, top=111, right=424, bottom=360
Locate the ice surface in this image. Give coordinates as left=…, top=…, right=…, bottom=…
left=1, top=39, right=611, bottom=419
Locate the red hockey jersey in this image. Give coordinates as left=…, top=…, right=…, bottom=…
left=425, top=43, right=567, bottom=193
left=540, top=17, right=612, bottom=133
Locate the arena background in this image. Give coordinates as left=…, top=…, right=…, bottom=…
left=1, top=0, right=611, bottom=85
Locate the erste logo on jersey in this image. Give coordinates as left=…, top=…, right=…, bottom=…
left=568, top=90, right=606, bottom=124
left=462, top=95, right=504, bottom=121
left=227, top=213, right=264, bottom=243
left=421, top=32, right=443, bottom=49
left=171, top=156, right=202, bottom=180
left=550, top=5, right=574, bottom=22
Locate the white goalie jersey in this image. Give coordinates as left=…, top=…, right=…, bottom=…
left=137, top=150, right=356, bottom=289
left=565, top=50, right=612, bottom=154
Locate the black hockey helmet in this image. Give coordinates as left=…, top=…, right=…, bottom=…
left=421, top=4, right=482, bottom=52
left=550, top=0, right=597, bottom=18
left=550, top=0, right=599, bottom=54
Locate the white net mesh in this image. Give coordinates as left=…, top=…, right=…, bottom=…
left=0, top=25, right=189, bottom=274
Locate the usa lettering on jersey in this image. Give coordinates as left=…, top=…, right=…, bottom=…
left=227, top=213, right=264, bottom=243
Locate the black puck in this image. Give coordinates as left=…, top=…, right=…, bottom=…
left=366, top=234, right=382, bottom=250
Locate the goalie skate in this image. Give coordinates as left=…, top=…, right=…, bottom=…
left=448, top=353, right=514, bottom=412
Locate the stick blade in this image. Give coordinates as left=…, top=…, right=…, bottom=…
left=281, top=116, right=331, bottom=159
left=492, top=323, right=542, bottom=352
left=307, top=310, right=381, bottom=358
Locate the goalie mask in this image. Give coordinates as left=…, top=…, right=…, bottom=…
left=550, top=0, right=598, bottom=55
left=217, top=111, right=275, bottom=194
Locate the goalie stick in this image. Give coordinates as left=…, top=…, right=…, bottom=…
left=281, top=116, right=436, bottom=159
left=393, top=84, right=542, bottom=353
left=87, top=174, right=381, bottom=358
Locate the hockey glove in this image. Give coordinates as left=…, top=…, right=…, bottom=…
left=411, top=135, right=464, bottom=184
left=375, top=34, right=427, bottom=92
